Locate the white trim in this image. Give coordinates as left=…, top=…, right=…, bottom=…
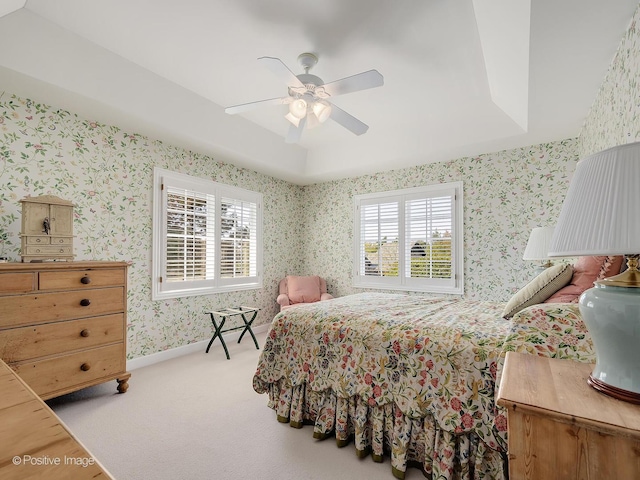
left=355, top=183, right=456, bottom=201
left=126, top=323, right=269, bottom=370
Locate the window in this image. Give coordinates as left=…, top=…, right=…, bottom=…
left=353, top=182, right=463, bottom=294
left=152, top=168, right=262, bottom=300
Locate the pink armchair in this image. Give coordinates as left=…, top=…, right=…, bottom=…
left=277, top=275, right=334, bottom=311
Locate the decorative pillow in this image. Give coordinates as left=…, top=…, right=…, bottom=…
left=287, top=275, right=322, bottom=304
left=545, top=256, right=624, bottom=304
left=502, top=263, right=573, bottom=319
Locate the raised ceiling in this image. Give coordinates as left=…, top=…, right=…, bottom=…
left=0, top=0, right=637, bottom=185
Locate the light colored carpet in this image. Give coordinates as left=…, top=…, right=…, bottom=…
left=48, top=331, right=398, bottom=480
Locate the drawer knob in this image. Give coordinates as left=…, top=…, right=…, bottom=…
left=80, top=298, right=91, bottom=307
left=80, top=363, right=91, bottom=371
left=80, top=329, right=90, bottom=337
left=81, top=276, right=91, bottom=285
left=36, top=238, right=42, bottom=243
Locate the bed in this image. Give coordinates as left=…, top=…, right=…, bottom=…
left=252, top=292, right=595, bottom=480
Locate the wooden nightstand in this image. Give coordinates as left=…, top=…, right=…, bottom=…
left=497, top=352, right=640, bottom=479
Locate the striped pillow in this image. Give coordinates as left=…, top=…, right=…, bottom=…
left=503, top=263, right=573, bottom=319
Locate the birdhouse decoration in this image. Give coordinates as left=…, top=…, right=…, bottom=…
left=20, top=195, right=75, bottom=262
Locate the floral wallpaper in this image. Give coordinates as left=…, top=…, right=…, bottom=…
left=580, top=3, right=640, bottom=155
left=303, top=1, right=640, bottom=306
left=1, top=79, right=604, bottom=358
left=302, top=140, right=578, bottom=302
left=0, top=93, right=304, bottom=358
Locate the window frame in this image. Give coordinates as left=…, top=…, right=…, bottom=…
left=352, top=182, right=464, bottom=295
left=152, top=167, right=263, bottom=301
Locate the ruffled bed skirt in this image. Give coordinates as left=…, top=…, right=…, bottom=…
left=266, top=379, right=507, bottom=480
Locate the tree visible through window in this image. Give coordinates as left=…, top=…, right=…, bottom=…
left=409, top=230, right=452, bottom=279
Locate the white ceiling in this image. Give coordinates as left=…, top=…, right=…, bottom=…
left=0, top=0, right=637, bottom=185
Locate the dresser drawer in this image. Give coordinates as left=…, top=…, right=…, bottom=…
left=26, top=236, right=50, bottom=245
left=39, top=268, right=125, bottom=290
left=0, top=272, right=36, bottom=294
left=23, top=246, right=72, bottom=255
left=0, top=287, right=125, bottom=328
left=50, top=237, right=72, bottom=245
left=13, top=343, right=125, bottom=397
left=0, top=314, right=124, bottom=363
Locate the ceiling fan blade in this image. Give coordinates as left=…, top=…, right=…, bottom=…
left=258, top=56, right=305, bottom=88
left=225, top=97, right=288, bottom=115
left=322, top=70, right=384, bottom=97
left=329, top=104, right=369, bottom=136
left=285, top=116, right=306, bottom=144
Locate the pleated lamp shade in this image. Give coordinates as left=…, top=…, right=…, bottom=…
left=523, top=227, right=555, bottom=261
left=549, top=141, right=640, bottom=257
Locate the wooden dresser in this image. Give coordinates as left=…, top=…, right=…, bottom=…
left=0, top=261, right=130, bottom=400
left=0, top=358, right=113, bottom=479
left=497, top=352, right=640, bottom=479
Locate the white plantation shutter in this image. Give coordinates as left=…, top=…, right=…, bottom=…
left=165, top=187, right=215, bottom=282
left=359, top=200, right=400, bottom=277
left=405, top=193, right=453, bottom=280
left=354, top=182, right=463, bottom=294
left=219, top=196, right=258, bottom=281
left=153, top=168, right=262, bottom=300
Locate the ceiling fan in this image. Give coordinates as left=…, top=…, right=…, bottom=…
left=225, top=53, right=384, bottom=144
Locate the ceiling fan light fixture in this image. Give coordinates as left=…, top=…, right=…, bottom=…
left=289, top=98, right=307, bottom=119
left=306, top=111, right=320, bottom=129
left=284, top=112, right=301, bottom=127
left=226, top=54, right=383, bottom=140
left=312, top=100, right=332, bottom=123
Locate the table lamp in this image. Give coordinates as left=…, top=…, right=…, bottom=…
left=523, top=227, right=555, bottom=274
left=549, top=141, right=640, bottom=404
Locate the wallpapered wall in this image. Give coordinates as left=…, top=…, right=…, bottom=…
left=4, top=0, right=639, bottom=359
left=0, top=93, right=304, bottom=358
left=580, top=4, right=640, bottom=155
left=302, top=140, right=578, bottom=302
left=303, top=2, right=640, bottom=303
left=0, top=91, right=579, bottom=358
left=0, top=93, right=577, bottom=358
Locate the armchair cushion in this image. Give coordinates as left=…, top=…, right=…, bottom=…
left=287, top=275, right=322, bottom=304
left=277, top=275, right=333, bottom=310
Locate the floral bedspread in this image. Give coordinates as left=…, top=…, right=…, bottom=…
left=253, top=293, right=594, bottom=480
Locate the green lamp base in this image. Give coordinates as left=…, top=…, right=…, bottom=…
left=579, top=282, right=640, bottom=404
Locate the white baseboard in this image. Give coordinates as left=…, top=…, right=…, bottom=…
left=126, top=323, right=269, bottom=371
